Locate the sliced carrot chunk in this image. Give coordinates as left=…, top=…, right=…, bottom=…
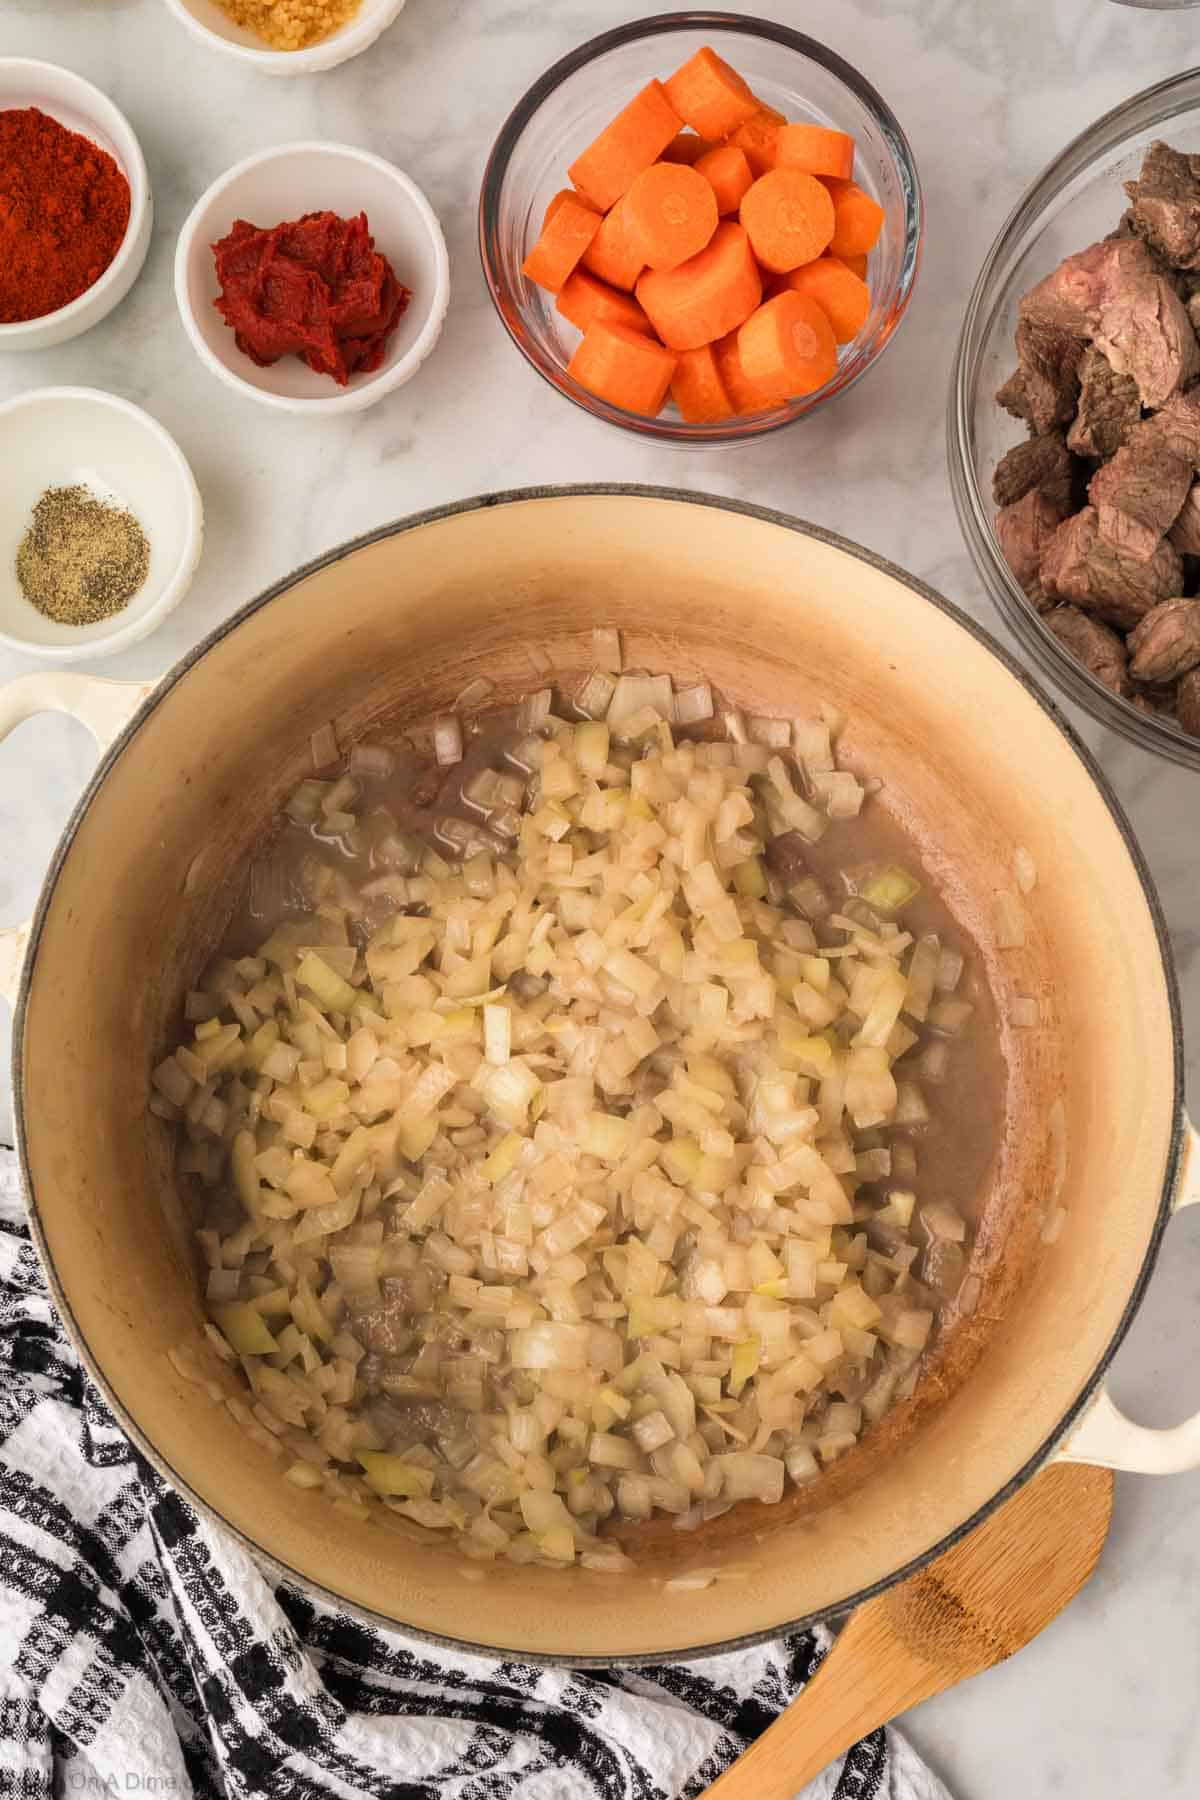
left=568, top=319, right=677, bottom=415
left=727, top=104, right=786, bottom=177
left=671, top=343, right=734, bottom=422
left=713, top=329, right=778, bottom=415
left=557, top=268, right=652, bottom=336
left=737, top=291, right=838, bottom=399
left=775, top=123, right=855, bottom=182
left=568, top=80, right=683, bottom=212
left=775, top=255, right=870, bottom=343
left=542, top=188, right=577, bottom=231
left=664, top=47, right=760, bottom=141
left=636, top=220, right=762, bottom=352
left=739, top=168, right=835, bottom=274
left=825, top=179, right=885, bottom=258
left=522, top=193, right=602, bottom=293
left=694, top=143, right=754, bottom=217
left=837, top=251, right=869, bottom=281
left=624, top=161, right=719, bottom=271
left=581, top=196, right=645, bottom=292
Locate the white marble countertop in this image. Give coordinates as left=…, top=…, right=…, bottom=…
left=2, top=0, right=1199, bottom=1793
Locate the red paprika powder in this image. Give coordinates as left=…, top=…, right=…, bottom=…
left=0, top=107, right=131, bottom=324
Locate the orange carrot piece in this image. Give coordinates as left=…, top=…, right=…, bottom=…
left=542, top=188, right=576, bottom=231
left=775, top=255, right=870, bottom=343
left=738, top=291, right=838, bottom=400
left=664, top=46, right=760, bottom=141
left=671, top=343, right=734, bottom=422
left=694, top=143, right=754, bottom=217
left=727, top=104, right=786, bottom=177
left=838, top=251, right=869, bottom=281
left=568, top=319, right=677, bottom=416
left=522, top=194, right=602, bottom=293
left=775, top=123, right=855, bottom=182
left=713, top=329, right=777, bottom=415
left=739, top=168, right=835, bottom=274
left=662, top=131, right=717, bottom=165
left=826, top=179, right=885, bottom=258
left=557, top=268, right=652, bottom=336
left=581, top=196, right=645, bottom=292
left=636, top=220, right=762, bottom=352
left=624, top=161, right=719, bottom=272
left=568, top=80, right=682, bottom=212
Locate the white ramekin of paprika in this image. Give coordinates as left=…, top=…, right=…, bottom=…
left=0, top=60, right=153, bottom=354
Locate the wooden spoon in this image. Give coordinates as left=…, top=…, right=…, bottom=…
left=702, top=1462, right=1113, bottom=1800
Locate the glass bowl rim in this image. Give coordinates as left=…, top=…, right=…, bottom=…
left=948, top=64, right=1200, bottom=773
left=478, top=8, right=924, bottom=446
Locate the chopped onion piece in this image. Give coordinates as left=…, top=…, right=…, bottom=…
left=310, top=722, right=338, bottom=770
left=433, top=716, right=463, bottom=766
left=575, top=669, right=617, bottom=720
left=519, top=688, right=553, bottom=731
left=592, top=627, right=622, bottom=673
left=713, top=1452, right=785, bottom=1504
left=453, top=676, right=494, bottom=711
left=674, top=683, right=714, bottom=725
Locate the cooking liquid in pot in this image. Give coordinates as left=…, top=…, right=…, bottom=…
left=162, top=682, right=1005, bottom=1564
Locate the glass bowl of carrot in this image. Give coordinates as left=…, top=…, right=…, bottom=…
left=479, top=11, right=922, bottom=443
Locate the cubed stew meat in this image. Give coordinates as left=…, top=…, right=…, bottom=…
left=992, top=138, right=1200, bottom=738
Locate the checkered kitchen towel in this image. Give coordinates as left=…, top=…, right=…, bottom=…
left=0, top=1149, right=949, bottom=1800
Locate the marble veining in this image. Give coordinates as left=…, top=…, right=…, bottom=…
left=2, top=1, right=1199, bottom=1792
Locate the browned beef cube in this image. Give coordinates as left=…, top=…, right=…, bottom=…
left=1127, top=598, right=1200, bottom=682
left=1126, top=141, right=1200, bottom=270
left=1019, top=236, right=1159, bottom=336
left=992, top=433, right=1074, bottom=509
left=995, top=490, right=1068, bottom=600
left=1044, top=606, right=1130, bottom=693
left=1094, top=272, right=1200, bottom=408
left=996, top=319, right=1085, bottom=434
left=1133, top=389, right=1200, bottom=467
left=1066, top=346, right=1142, bottom=459
left=1040, top=505, right=1183, bottom=628
left=1178, top=668, right=1200, bottom=734
left=1088, top=440, right=1192, bottom=561
left=1170, top=481, right=1200, bottom=554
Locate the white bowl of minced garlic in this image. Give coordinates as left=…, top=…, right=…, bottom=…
left=160, top=0, right=407, bottom=75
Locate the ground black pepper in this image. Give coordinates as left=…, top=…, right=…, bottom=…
left=16, top=484, right=149, bottom=626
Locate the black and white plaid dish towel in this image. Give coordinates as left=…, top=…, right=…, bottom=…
left=0, top=1148, right=949, bottom=1800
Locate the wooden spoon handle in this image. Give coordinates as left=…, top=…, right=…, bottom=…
left=702, top=1606, right=939, bottom=1800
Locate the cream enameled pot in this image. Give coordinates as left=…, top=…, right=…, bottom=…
left=1, top=488, right=1197, bottom=1664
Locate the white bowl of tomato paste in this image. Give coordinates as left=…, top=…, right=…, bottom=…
left=0, top=59, right=152, bottom=353
left=174, top=142, right=450, bottom=415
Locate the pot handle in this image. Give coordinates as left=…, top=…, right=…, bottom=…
left=0, top=673, right=153, bottom=1010
left=1055, top=1116, right=1200, bottom=1475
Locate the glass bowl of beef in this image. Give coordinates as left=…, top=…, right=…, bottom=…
left=949, top=69, right=1200, bottom=772
left=479, top=12, right=922, bottom=444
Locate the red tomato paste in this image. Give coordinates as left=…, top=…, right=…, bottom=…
left=211, top=210, right=411, bottom=386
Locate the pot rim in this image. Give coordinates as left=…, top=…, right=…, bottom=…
left=11, top=484, right=1186, bottom=1666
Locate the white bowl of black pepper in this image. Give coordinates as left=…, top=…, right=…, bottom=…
left=0, top=388, right=204, bottom=661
